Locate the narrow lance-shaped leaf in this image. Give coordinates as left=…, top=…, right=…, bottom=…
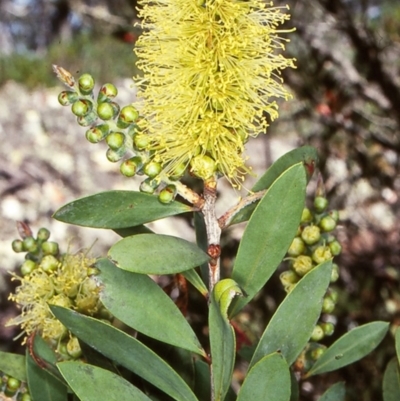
left=53, top=190, right=193, bottom=229
left=318, top=382, right=346, bottom=401
left=109, top=234, right=209, bottom=274
left=97, top=258, right=205, bottom=356
left=209, top=279, right=243, bottom=401
left=307, top=321, right=389, bottom=376
left=383, top=358, right=400, bottom=401
left=395, top=327, right=400, bottom=366
left=50, top=306, right=198, bottom=401
left=58, top=362, right=152, bottom=401
left=250, top=260, right=332, bottom=369
left=0, top=352, right=27, bottom=382
left=231, top=163, right=307, bottom=315
left=237, top=353, right=291, bottom=401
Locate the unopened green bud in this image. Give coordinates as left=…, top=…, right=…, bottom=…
left=314, top=196, right=328, bottom=213
left=328, top=289, right=339, bottom=303
left=119, top=105, right=139, bottom=124
left=23, top=236, right=37, bottom=252
left=330, top=263, right=339, bottom=283
left=77, top=111, right=97, bottom=127
left=144, top=161, right=162, bottom=178
left=40, top=255, right=59, bottom=273
left=301, top=207, right=313, bottom=223
left=12, top=239, right=24, bottom=253
left=158, top=185, right=177, bottom=204
left=78, top=73, right=95, bottom=94
left=42, top=241, right=59, bottom=255
left=319, top=215, right=337, bottom=232
left=169, top=162, right=187, bottom=180
left=322, top=296, right=336, bottom=314
left=6, top=377, right=21, bottom=391
left=106, top=132, right=125, bottom=150
left=97, top=102, right=116, bottom=120
left=329, top=210, right=339, bottom=222
left=190, top=154, right=216, bottom=180
left=320, top=322, right=335, bottom=336
left=312, top=245, right=332, bottom=264
left=279, top=270, right=299, bottom=287
left=140, top=178, right=159, bottom=194
left=329, top=240, right=342, bottom=256
left=120, top=157, right=142, bottom=177
left=85, top=125, right=109, bottom=143
left=58, top=91, right=79, bottom=106
left=310, top=347, right=325, bottom=360
left=21, top=260, right=37, bottom=276
left=287, top=237, right=306, bottom=256
left=106, top=147, right=126, bottom=162
left=21, top=394, right=32, bottom=401
left=48, top=294, right=72, bottom=309
left=292, top=255, right=313, bottom=276
left=37, top=227, right=51, bottom=241
left=67, top=336, right=82, bottom=359
left=133, top=133, right=150, bottom=150
left=71, top=99, right=92, bottom=117
left=98, top=83, right=118, bottom=102
left=301, top=225, right=321, bottom=245
left=310, top=325, right=324, bottom=341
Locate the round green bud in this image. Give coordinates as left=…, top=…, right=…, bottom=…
left=85, top=124, right=109, bottom=143
left=143, top=161, right=162, bottom=178
left=140, top=178, right=159, bottom=194
left=97, top=102, right=115, bottom=121
left=21, top=260, right=37, bottom=276
left=279, top=270, right=299, bottom=287
left=320, top=322, right=335, bottom=336
left=71, top=99, right=92, bottom=117
left=292, top=255, right=313, bottom=276
left=287, top=237, right=306, bottom=257
left=312, top=245, right=332, bottom=264
left=21, top=393, right=32, bottom=401
left=314, top=196, right=329, bottom=213
left=40, top=255, right=59, bottom=273
left=169, top=162, right=187, bottom=180
left=58, top=91, right=79, bottom=106
left=322, top=296, right=336, bottom=314
left=106, top=147, right=126, bottom=163
left=301, top=207, right=313, bottom=223
left=78, top=73, right=95, bottom=93
left=330, top=263, right=339, bottom=283
left=106, top=132, right=125, bottom=150
left=77, top=111, right=97, bottom=127
left=329, top=209, right=339, bottom=222
left=190, top=154, right=216, bottom=180
left=301, top=225, right=321, bottom=245
left=42, top=241, right=59, bottom=256
left=158, top=185, right=177, bottom=204
left=329, top=240, right=342, bottom=256
left=328, top=289, right=339, bottom=303
left=133, top=133, right=150, bottom=150
left=23, top=236, right=37, bottom=253
left=319, top=215, right=337, bottom=232
left=67, top=336, right=82, bottom=359
left=6, top=377, right=21, bottom=391
left=48, top=294, right=72, bottom=309
left=119, top=105, right=139, bottom=124
left=310, top=347, right=325, bottom=360
left=120, top=157, right=142, bottom=177
left=12, top=239, right=24, bottom=253
left=310, top=324, right=325, bottom=341
left=98, top=83, right=118, bottom=102
left=37, top=227, right=51, bottom=241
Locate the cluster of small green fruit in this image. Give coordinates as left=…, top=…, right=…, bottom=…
left=56, top=68, right=178, bottom=204
left=0, top=372, right=30, bottom=401
left=280, top=193, right=341, bottom=346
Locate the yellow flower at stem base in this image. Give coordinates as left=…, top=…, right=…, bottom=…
left=134, top=0, right=295, bottom=186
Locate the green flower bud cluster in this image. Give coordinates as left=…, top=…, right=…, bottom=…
left=280, top=193, right=341, bottom=346
left=8, top=224, right=112, bottom=360
left=0, top=372, right=30, bottom=400
left=56, top=68, right=181, bottom=204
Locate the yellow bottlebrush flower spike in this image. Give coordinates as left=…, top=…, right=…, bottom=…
left=134, top=0, right=295, bottom=185
left=7, top=251, right=100, bottom=346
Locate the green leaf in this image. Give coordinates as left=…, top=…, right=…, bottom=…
left=231, top=163, right=307, bottom=315
left=230, top=146, right=318, bottom=225
left=318, top=382, right=346, bottom=401
left=53, top=190, right=193, bottom=229
left=50, top=306, right=198, bottom=401
left=113, top=225, right=154, bottom=237
left=97, top=258, right=205, bottom=356
left=383, top=358, right=400, bottom=401
left=109, top=234, right=209, bottom=274
left=26, top=352, right=67, bottom=401
left=395, top=327, right=400, bottom=365
left=237, top=353, right=291, bottom=401
left=250, top=260, right=332, bottom=368
left=182, top=268, right=208, bottom=297
left=307, top=321, right=389, bottom=376
left=209, top=281, right=240, bottom=401
left=194, top=360, right=211, bottom=401
left=194, top=211, right=209, bottom=287
left=0, top=352, right=26, bottom=382
left=58, top=362, right=152, bottom=401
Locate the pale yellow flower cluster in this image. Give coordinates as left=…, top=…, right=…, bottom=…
left=134, top=0, right=295, bottom=185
